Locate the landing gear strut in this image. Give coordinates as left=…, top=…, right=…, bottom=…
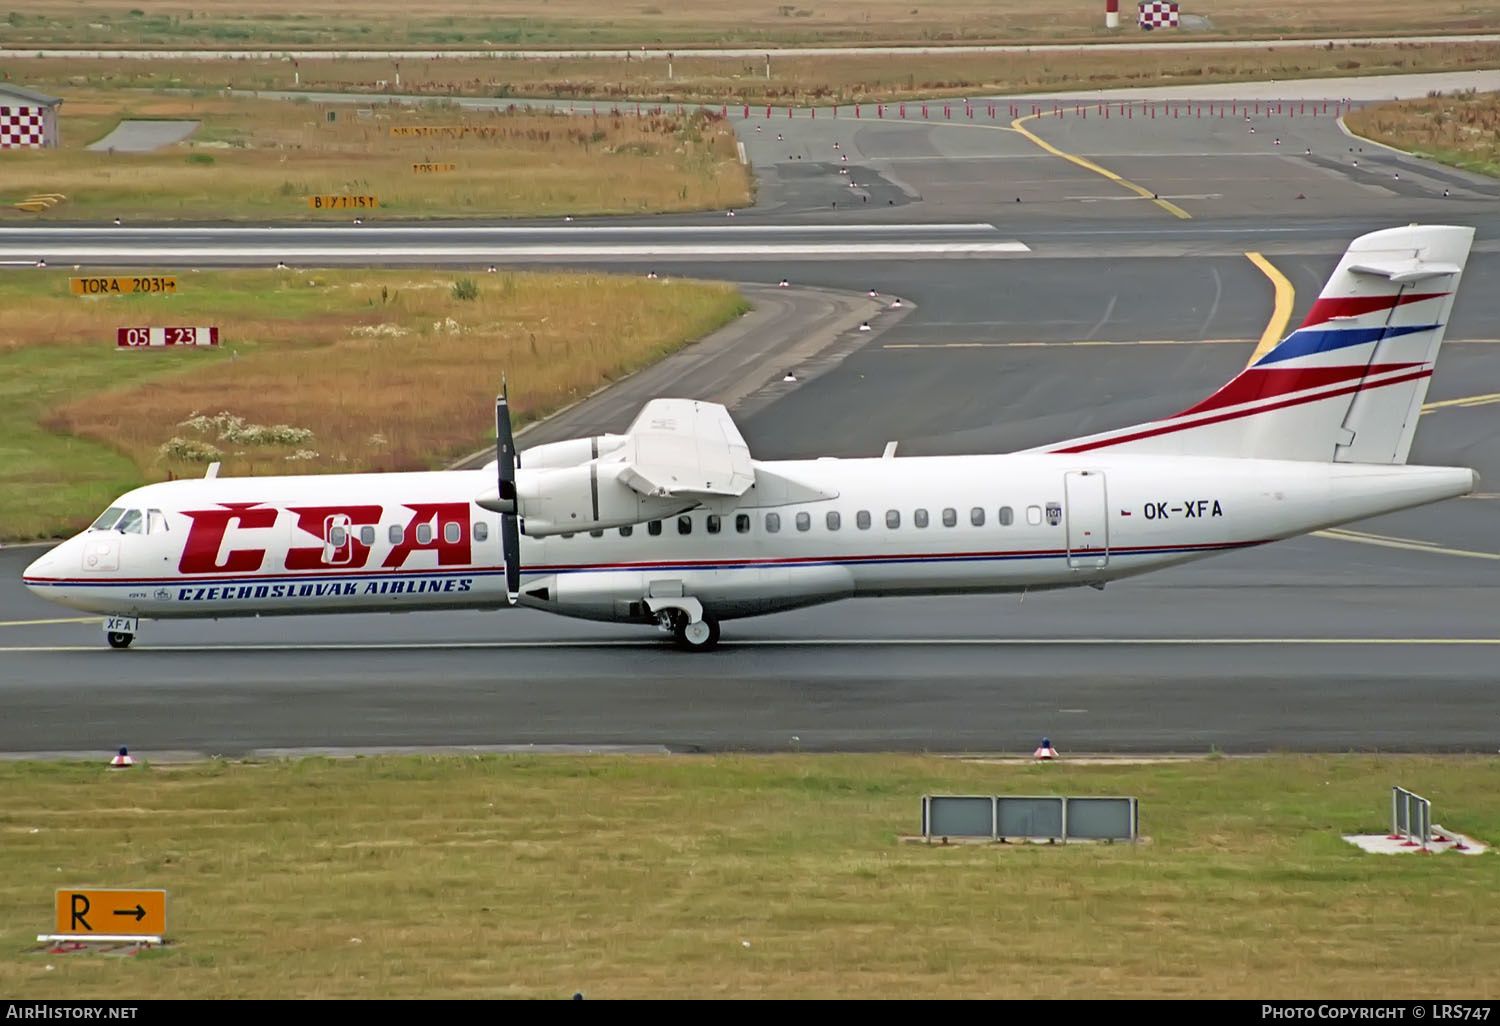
left=106, top=631, right=134, bottom=649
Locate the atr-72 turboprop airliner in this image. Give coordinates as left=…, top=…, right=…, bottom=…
left=22, top=224, right=1478, bottom=650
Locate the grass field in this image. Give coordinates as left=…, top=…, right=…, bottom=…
left=1344, top=89, right=1500, bottom=179
left=0, top=90, right=751, bottom=222
left=2, top=0, right=1494, bottom=47
left=11, top=41, right=1500, bottom=113
left=1, top=753, right=1497, bottom=999
left=0, top=269, right=747, bottom=540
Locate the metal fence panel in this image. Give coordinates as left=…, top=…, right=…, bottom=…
left=997, top=796, right=1064, bottom=839
left=924, top=795, right=995, bottom=838
left=1064, top=797, right=1137, bottom=840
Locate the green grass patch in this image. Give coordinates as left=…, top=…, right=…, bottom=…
left=0, top=268, right=747, bottom=540
left=1344, top=90, right=1500, bottom=180
left=1, top=753, right=1497, bottom=998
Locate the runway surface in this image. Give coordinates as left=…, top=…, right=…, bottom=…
left=4, top=74, right=1499, bottom=755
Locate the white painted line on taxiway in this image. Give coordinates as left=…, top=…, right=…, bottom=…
left=5, top=636, right=1500, bottom=654
left=0, top=223, right=1001, bottom=235
left=0, top=243, right=1032, bottom=259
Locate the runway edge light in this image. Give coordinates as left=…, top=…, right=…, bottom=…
left=109, top=747, right=134, bottom=769
left=1034, top=738, right=1058, bottom=761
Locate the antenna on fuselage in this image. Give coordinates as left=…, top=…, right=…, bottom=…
left=495, top=379, right=521, bottom=605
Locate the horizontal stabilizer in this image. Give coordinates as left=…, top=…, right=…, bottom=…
left=1349, top=259, right=1463, bottom=283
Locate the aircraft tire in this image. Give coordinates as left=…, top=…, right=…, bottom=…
left=674, top=616, right=720, bottom=652
left=106, top=631, right=134, bottom=650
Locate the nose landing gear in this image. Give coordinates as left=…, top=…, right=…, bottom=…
left=106, top=631, right=134, bottom=649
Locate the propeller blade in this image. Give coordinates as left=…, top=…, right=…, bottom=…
left=496, top=386, right=521, bottom=604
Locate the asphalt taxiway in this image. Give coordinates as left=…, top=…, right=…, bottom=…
left=3, top=74, right=1499, bottom=756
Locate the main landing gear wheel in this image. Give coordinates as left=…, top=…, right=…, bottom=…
left=106, top=631, right=134, bottom=650
left=674, top=616, right=721, bottom=652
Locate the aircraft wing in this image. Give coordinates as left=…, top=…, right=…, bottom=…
left=616, top=398, right=755, bottom=499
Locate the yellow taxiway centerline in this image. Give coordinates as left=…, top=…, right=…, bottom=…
left=1244, top=252, right=1296, bottom=367
left=1010, top=113, right=1191, bottom=220
left=1315, top=528, right=1500, bottom=561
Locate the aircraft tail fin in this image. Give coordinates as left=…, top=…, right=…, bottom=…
left=1035, top=224, right=1474, bottom=464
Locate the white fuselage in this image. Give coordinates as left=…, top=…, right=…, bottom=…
left=22, top=453, right=1474, bottom=624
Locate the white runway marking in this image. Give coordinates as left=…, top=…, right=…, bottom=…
left=1315, top=528, right=1500, bottom=562
left=0, top=243, right=1031, bottom=260
left=0, top=616, right=102, bottom=628
left=0, top=223, right=1003, bottom=236
left=5, top=636, right=1500, bottom=654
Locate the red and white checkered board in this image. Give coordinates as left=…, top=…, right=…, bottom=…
left=1138, top=1, right=1180, bottom=28
left=0, top=106, right=45, bottom=148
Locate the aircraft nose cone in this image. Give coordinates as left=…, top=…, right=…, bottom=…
left=22, top=547, right=59, bottom=592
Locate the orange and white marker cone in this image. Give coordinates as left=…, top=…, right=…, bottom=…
left=1033, top=738, right=1058, bottom=760
left=109, top=746, right=135, bottom=769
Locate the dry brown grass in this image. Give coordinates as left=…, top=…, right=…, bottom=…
left=33, top=269, right=747, bottom=485
left=1344, top=88, right=1500, bottom=179
left=14, top=41, right=1500, bottom=116
left=0, top=90, right=751, bottom=221
left=3, top=0, right=1493, bottom=46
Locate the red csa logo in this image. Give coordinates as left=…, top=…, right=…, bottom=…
left=178, top=501, right=472, bottom=575
left=179, top=503, right=277, bottom=574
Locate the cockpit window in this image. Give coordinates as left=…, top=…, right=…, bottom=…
left=115, top=509, right=144, bottom=534
left=90, top=507, right=125, bottom=531
left=146, top=509, right=169, bottom=534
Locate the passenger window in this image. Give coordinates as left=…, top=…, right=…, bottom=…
left=362, top=525, right=378, bottom=545
left=329, top=525, right=348, bottom=547
left=389, top=524, right=404, bottom=544
left=416, top=523, right=433, bottom=544
left=826, top=511, right=841, bottom=531
left=914, top=508, right=929, bottom=528
left=619, top=525, right=633, bottom=537
left=678, top=515, right=692, bottom=535
left=706, top=514, right=721, bottom=534
left=765, top=512, right=781, bottom=533
left=942, top=507, right=957, bottom=528
left=648, top=520, right=662, bottom=536
left=116, top=509, right=144, bottom=534
left=885, top=509, right=900, bottom=529
left=90, top=507, right=125, bottom=531
left=1027, top=505, right=1043, bottom=526
left=998, top=506, right=1013, bottom=527
left=735, top=514, right=750, bottom=534
left=795, top=511, right=811, bottom=532
left=856, top=510, right=871, bottom=530
left=444, top=522, right=462, bottom=544
left=971, top=507, right=985, bottom=527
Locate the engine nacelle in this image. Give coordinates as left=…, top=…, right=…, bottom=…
left=520, top=434, right=629, bottom=471
left=518, top=460, right=693, bottom=536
